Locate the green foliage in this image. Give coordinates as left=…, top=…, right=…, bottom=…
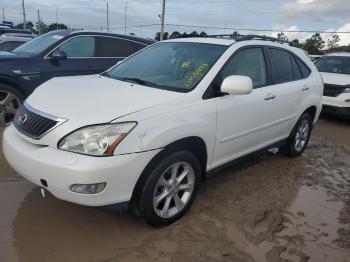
left=277, top=32, right=289, bottom=42
left=156, top=31, right=208, bottom=40
left=303, top=33, right=325, bottom=55
left=327, top=34, right=340, bottom=51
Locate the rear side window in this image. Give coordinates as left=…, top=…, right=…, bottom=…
left=221, top=47, right=267, bottom=88
left=290, top=54, right=302, bottom=80
left=269, top=48, right=294, bottom=84
left=295, top=56, right=311, bottom=78
left=58, top=36, right=96, bottom=57
left=98, top=37, right=140, bottom=57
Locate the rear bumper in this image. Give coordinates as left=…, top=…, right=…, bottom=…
left=3, top=125, right=160, bottom=207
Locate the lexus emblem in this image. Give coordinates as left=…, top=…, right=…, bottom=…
left=18, top=113, right=28, bottom=125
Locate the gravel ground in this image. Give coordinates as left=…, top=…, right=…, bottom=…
left=0, top=115, right=349, bottom=262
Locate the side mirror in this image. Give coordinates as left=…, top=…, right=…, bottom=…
left=221, top=75, right=253, bottom=96
left=50, top=50, right=67, bottom=60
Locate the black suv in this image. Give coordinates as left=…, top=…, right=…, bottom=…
left=0, top=30, right=154, bottom=125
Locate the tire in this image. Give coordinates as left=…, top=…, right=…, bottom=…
left=137, top=151, right=201, bottom=227
left=281, top=113, right=312, bottom=157
left=0, top=83, right=23, bottom=126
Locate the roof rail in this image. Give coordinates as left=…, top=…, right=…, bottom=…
left=205, top=34, right=290, bottom=44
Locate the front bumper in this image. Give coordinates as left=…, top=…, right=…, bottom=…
left=322, top=95, right=350, bottom=117
left=3, top=125, right=160, bottom=206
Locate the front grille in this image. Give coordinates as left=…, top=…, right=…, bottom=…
left=14, top=103, right=64, bottom=139
left=323, top=84, right=347, bottom=97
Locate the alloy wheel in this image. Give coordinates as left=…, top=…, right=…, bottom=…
left=153, top=162, right=195, bottom=219
left=294, top=119, right=310, bottom=153
left=0, top=90, right=21, bottom=126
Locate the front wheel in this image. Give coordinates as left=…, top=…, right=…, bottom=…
left=137, top=151, right=201, bottom=227
left=0, top=84, right=23, bottom=126
left=281, top=113, right=312, bottom=157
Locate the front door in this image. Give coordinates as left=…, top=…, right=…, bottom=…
left=212, top=46, right=288, bottom=168
left=41, top=35, right=100, bottom=82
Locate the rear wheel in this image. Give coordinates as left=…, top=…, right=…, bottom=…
left=137, top=151, right=201, bottom=227
left=0, top=84, right=23, bottom=126
left=281, top=113, right=312, bottom=157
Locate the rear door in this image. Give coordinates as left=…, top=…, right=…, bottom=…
left=267, top=47, right=309, bottom=134
left=96, top=36, right=147, bottom=71
left=41, top=35, right=100, bottom=82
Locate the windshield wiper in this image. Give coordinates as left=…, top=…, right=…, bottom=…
left=121, top=77, right=149, bottom=86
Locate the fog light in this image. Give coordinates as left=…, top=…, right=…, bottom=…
left=70, top=183, right=106, bottom=194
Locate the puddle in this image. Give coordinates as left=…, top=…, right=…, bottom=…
left=278, top=186, right=348, bottom=262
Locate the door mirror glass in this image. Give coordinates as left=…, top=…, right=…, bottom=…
left=50, top=50, right=67, bottom=60
left=221, top=75, right=253, bottom=95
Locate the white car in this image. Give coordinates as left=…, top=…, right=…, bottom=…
left=0, top=35, right=32, bottom=51
left=3, top=36, right=323, bottom=226
left=315, top=52, right=350, bottom=118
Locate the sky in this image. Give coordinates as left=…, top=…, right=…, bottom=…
left=2, top=0, right=350, bottom=45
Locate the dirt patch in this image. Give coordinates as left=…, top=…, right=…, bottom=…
left=0, top=118, right=349, bottom=262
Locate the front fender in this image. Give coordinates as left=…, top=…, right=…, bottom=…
left=114, top=100, right=217, bottom=165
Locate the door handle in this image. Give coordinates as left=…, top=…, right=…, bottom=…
left=88, top=66, right=98, bottom=70
left=264, top=93, right=276, bottom=101
left=302, top=86, right=310, bottom=91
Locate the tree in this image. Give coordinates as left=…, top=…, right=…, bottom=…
left=290, top=39, right=302, bottom=48
left=47, top=23, right=68, bottom=32
left=15, top=21, right=34, bottom=30
left=277, top=32, right=289, bottom=42
left=303, top=33, right=325, bottom=55
left=36, top=21, right=48, bottom=34
left=327, top=34, right=340, bottom=51
left=155, top=31, right=169, bottom=41
left=199, top=31, right=207, bottom=37
left=189, top=31, right=199, bottom=37
left=169, top=31, right=182, bottom=39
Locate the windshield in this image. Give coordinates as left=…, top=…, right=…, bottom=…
left=12, top=31, right=70, bottom=55
left=106, top=42, right=227, bottom=92
left=315, top=56, right=350, bottom=75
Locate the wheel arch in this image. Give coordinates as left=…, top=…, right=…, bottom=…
left=130, top=136, right=208, bottom=210
left=0, top=76, right=25, bottom=99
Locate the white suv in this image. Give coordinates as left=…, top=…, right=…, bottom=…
left=3, top=36, right=323, bottom=226
left=315, top=52, right=350, bottom=118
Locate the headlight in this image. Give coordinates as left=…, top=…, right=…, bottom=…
left=58, top=122, right=137, bottom=156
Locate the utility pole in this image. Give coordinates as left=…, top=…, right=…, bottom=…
left=37, top=10, right=41, bottom=35
left=124, top=1, right=128, bottom=34
left=21, top=0, right=26, bottom=30
left=106, top=2, right=109, bottom=32
left=160, top=0, right=166, bottom=41
left=2, top=8, right=5, bottom=22
left=56, top=9, right=58, bottom=30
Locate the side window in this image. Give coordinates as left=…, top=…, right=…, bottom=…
left=269, top=48, right=294, bottom=84
left=290, top=54, right=302, bottom=80
left=98, top=37, right=138, bottom=57
left=221, top=47, right=267, bottom=88
left=58, top=36, right=96, bottom=57
left=295, top=56, right=311, bottom=78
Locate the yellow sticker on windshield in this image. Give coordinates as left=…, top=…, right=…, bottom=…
left=181, top=61, right=192, bottom=69
left=184, top=64, right=209, bottom=87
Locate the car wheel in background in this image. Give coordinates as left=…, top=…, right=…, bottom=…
left=0, top=83, right=23, bottom=126
left=281, top=113, right=312, bottom=157
left=137, top=151, right=201, bottom=227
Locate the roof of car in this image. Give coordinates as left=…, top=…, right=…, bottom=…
left=325, top=52, right=350, bottom=57
left=164, top=37, right=236, bottom=46
left=69, top=30, right=155, bottom=44
left=0, top=36, right=31, bottom=42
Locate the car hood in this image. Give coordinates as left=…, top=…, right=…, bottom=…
left=0, top=51, right=30, bottom=61
left=26, top=75, right=185, bottom=124
left=320, top=72, right=350, bottom=86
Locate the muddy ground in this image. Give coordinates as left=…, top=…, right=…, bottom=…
left=0, top=115, right=349, bottom=262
